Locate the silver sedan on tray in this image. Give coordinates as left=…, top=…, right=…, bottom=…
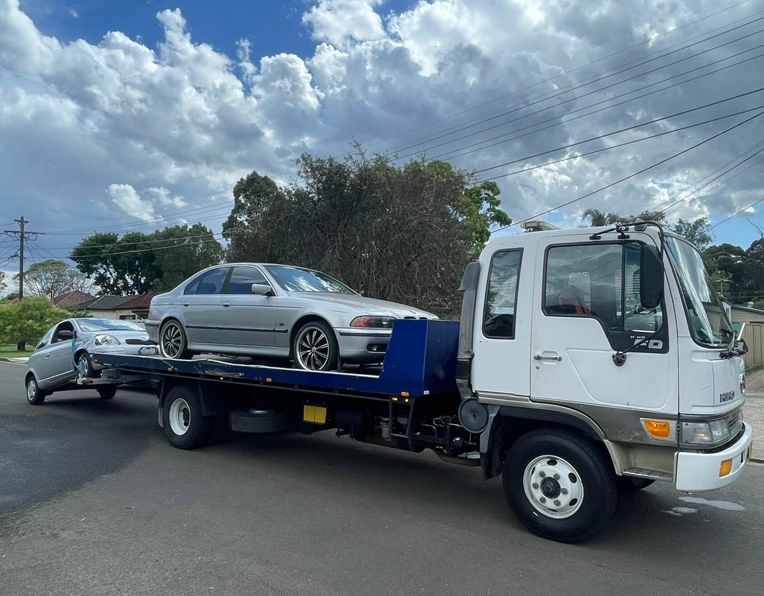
left=25, top=318, right=159, bottom=405
left=145, top=263, right=437, bottom=370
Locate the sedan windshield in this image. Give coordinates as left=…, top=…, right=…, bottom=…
left=665, top=237, right=734, bottom=346
left=77, top=319, right=145, bottom=332
left=265, top=266, right=357, bottom=294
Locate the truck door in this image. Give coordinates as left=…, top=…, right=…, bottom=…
left=471, top=246, right=534, bottom=397
left=530, top=241, right=676, bottom=412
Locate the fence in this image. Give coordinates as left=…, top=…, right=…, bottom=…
left=739, top=323, right=764, bottom=370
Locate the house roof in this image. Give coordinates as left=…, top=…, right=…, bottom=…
left=75, top=295, right=133, bottom=310
left=119, top=292, right=156, bottom=310
left=53, top=290, right=96, bottom=308
left=730, top=304, right=764, bottom=315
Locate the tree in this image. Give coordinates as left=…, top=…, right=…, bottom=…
left=70, top=225, right=223, bottom=295
left=673, top=217, right=713, bottom=251
left=582, top=209, right=667, bottom=226
left=0, top=270, right=5, bottom=294
left=1, top=292, right=19, bottom=302
left=151, top=224, right=223, bottom=291
left=0, top=297, right=72, bottom=351
left=223, top=152, right=511, bottom=317
left=14, top=259, right=93, bottom=300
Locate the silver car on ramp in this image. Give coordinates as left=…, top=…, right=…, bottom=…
left=145, top=263, right=437, bottom=370
left=25, top=318, right=159, bottom=404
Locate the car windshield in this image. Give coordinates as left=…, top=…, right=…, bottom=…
left=665, top=236, right=734, bottom=346
left=264, top=266, right=358, bottom=294
left=77, top=319, right=145, bottom=332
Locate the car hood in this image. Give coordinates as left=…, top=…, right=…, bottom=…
left=293, top=293, right=437, bottom=319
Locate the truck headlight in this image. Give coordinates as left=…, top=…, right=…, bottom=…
left=94, top=335, right=121, bottom=346
left=680, top=419, right=730, bottom=445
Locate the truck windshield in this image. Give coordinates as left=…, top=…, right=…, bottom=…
left=665, top=236, right=734, bottom=346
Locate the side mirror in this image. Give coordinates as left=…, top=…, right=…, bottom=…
left=58, top=330, right=74, bottom=340
left=251, top=283, right=274, bottom=297
left=640, top=245, right=663, bottom=309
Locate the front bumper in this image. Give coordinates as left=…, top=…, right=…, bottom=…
left=675, top=422, right=753, bottom=491
left=90, top=344, right=159, bottom=369
left=336, top=328, right=391, bottom=363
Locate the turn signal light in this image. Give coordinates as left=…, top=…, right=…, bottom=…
left=720, top=459, right=733, bottom=477
left=644, top=420, right=672, bottom=439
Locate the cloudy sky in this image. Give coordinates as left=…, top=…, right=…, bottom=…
left=1, top=0, right=764, bottom=293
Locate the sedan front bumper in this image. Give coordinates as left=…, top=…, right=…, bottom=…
left=90, top=344, right=159, bottom=370
left=336, top=328, right=392, bottom=363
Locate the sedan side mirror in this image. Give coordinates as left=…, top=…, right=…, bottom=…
left=58, top=330, right=74, bottom=340
left=251, top=283, right=275, bottom=297
left=640, top=245, right=663, bottom=309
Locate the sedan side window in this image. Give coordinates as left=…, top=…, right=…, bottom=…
left=227, top=267, right=268, bottom=294
left=195, top=268, right=228, bottom=295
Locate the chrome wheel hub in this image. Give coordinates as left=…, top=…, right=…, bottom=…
left=297, top=328, right=330, bottom=370
left=523, top=455, right=584, bottom=519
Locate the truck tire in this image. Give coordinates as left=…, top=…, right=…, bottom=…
left=162, top=384, right=214, bottom=449
left=229, top=409, right=294, bottom=434
left=26, top=374, right=47, bottom=405
left=502, top=429, right=617, bottom=543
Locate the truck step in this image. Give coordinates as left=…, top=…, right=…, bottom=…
left=622, top=468, right=673, bottom=482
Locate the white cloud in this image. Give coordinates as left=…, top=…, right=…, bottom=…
left=107, top=184, right=158, bottom=223
left=303, top=0, right=387, bottom=48
left=0, top=0, right=762, bottom=255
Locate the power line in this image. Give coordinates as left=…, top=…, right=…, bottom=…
left=712, top=195, right=764, bottom=228
left=473, top=87, right=764, bottom=177
left=3, top=217, right=45, bottom=302
left=387, top=15, right=764, bottom=158
left=491, top=109, right=764, bottom=233
left=659, top=140, right=764, bottom=216
left=478, top=104, right=764, bottom=181
left=354, top=0, right=757, bottom=153
left=67, top=234, right=227, bottom=259
left=431, top=46, right=764, bottom=163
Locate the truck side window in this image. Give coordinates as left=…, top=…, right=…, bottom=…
left=484, top=250, right=522, bottom=338
left=544, top=244, right=621, bottom=323
left=544, top=243, right=665, bottom=335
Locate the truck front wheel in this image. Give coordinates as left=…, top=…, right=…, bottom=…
left=503, top=429, right=617, bottom=543
left=162, top=384, right=214, bottom=449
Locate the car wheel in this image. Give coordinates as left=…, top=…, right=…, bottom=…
left=502, top=429, right=617, bottom=543
left=293, top=321, right=338, bottom=371
left=160, top=319, right=191, bottom=359
left=77, top=352, right=96, bottom=378
left=98, top=385, right=117, bottom=400
left=26, top=375, right=46, bottom=405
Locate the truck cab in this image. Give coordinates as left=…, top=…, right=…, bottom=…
left=459, top=221, right=752, bottom=541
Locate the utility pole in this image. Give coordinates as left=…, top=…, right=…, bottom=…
left=3, top=217, right=44, bottom=351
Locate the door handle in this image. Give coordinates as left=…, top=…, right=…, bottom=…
left=533, top=353, right=562, bottom=362
left=222, top=303, right=230, bottom=307
left=182, top=303, right=189, bottom=307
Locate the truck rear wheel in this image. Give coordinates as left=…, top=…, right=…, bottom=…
left=162, top=384, right=214, bottom=449
left=502, top=429, right=617, bottom=543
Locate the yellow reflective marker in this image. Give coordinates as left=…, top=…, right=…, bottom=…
left=303, top=405, right=327, bottom=424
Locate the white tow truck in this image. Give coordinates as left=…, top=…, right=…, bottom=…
left=62, top=221, right=752, bottom=543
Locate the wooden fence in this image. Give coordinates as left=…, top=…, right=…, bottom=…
left=739, top=323, right=764, bottom=369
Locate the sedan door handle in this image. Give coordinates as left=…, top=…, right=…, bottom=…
left=182, top=303, right=189, bottom=307
left=222, top=303, right=230, bottom=307
left=533, top=353, right=562, bottom=362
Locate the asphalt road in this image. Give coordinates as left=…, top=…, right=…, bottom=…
left=1, top=361, right=763, bottom=596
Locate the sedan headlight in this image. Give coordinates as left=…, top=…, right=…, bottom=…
left=350, top=316, right=395, bottom=329
left=94, top=335, right=121, bottom=346
left=680, top=419, right=731, bottom=445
